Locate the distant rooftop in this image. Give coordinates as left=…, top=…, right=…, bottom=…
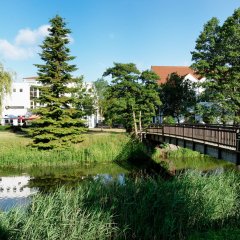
left=151, top=66, right=200, bottom=84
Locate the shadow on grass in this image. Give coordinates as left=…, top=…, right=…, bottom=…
left=0, top=224, right=9, bottom=240
left=113, top=137, right=172, bottom=180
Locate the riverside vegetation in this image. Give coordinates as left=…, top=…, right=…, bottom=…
left=0, top=130, right=147, bottom=168
left=0, top=172, right=239, bottom=240
left=0, top=129, right=239, bottom=239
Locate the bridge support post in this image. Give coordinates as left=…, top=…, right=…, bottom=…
left=183, top=139, right=186, bottom=148
left=192, top=142, right=196, bottom=151
left=204, top=144, right=207, bottom=155
left=218, top=148, right=222, bottom=160
left=175, top=138, right=178, bottom=146
left=237, top=152, right=240, bottom=167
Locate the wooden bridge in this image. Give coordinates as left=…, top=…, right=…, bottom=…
left=145, top=124, right=240, bottom=165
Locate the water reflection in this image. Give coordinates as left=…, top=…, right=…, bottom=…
left=94, top=173, right=125, bottom=185
left=0, top=176, right=37, bottom=211
left=0, top=158, right=236, bottom=211
left=0, top=163, right=128, bottom=211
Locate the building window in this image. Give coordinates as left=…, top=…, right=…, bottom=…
left=13, top=88, right=16, bottom=92
left=19, top=88, right=23, bottom=92
left=30, top=86, right=38, bottom=98
left=30, top=100, right=36, bottom=109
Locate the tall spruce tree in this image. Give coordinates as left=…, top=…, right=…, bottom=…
left=29, top=15, right=86, bottom=149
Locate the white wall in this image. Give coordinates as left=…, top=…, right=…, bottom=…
left=1, top=82, right=31, bottom=125
left=1, top=78, right=99, bottom=128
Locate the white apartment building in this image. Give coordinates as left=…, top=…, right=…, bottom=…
left=1, top=77, right=99, bottom=128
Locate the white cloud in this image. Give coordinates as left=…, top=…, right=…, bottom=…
left=0, top=24, right=74, bottom=60
left=0, top=24, right=50, bottom=60
left=0, top=39, right=35, bottom=60
left=15, top=25, right=50, bottom=46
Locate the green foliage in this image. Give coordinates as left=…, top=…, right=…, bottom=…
left=93, top=78, right=108, bottom=100
left=162, top=115, right=175, bottom=124
left=160, top=73, right=196, bottom=123
left=0, top=171, right=239, bottom=239
left=28, top=15, right=86, bottom=149
left=0, top=125, right=10, bottom=131
left=74, top=76, right=95, bottom=117
left=195, top=102, right=220, bottom=124
left=139, top=70, right=162, bottom=126
left=0, top=63, right=13, bottom=114
left=93, top=78, right=109, bottom=124
left=103, top=63, right=161, bottom=132
left=191, top=8, right=240, bottom=124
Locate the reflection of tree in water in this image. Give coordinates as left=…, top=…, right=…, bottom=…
left=27, top=174, right=90, bottom=193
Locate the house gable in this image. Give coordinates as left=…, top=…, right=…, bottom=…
left=151, top=66, right=200, bottom=84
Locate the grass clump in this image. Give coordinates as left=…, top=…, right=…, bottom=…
left=0, top=171, right=239, bottom=240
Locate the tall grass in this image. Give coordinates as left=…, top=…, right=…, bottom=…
left=0, top=132, right=146, bottom=168
left=0, top=171, right=239, bottom=239
left=0, top=131, right=232, bottom=171
left=158, top=147, right=234, bottom=171
left=0, top=187, right=119, bottom=240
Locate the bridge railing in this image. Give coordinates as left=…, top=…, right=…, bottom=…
left=146, top=124, right=240, bottom=150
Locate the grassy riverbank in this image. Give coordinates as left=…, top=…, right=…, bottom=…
left=0, top=171, right=239, bottom=240
left=0, top=129, right=234, bottom=171
left=0, top=131, right=147, bottom=168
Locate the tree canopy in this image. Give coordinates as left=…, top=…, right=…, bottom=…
left=0, top=63, right=13, bottom=115
left=191, top=8, right=240, bottom=124
left=28, top=15, right=86, bottom=149
left=103, top=63, right=161, bottom=134
left=93, top=78, right=109, bottom=125
left=160, top=73, right=196, bottom=123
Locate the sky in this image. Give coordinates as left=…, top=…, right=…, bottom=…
left=0, top=0, right=239, bottom=82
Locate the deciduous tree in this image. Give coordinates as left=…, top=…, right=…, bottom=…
left=191, top=8, right=240, bottom=124
left=160, top=73, right=196, bottom=123
left=93, top=78, right=109, bottom=127
left=103, top=63, right=161, bottom=135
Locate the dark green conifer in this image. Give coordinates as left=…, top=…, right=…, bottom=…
left=29, top=15, right=86, bottom=149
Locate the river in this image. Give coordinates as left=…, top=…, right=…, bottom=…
left=0, top=155, right=235, bottom=211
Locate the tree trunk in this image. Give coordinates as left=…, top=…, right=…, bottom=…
left=139, top=111, right=142, bottom=142
left=132, top=109, right=138, bottom=137
left=100, top=107, right=103, bottom=132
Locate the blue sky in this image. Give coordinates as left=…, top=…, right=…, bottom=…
left=0, top=0, right=239, bottom=82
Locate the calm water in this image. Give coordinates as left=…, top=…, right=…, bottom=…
left=0, top=156, right=235, bottom=211
left=0, top=163, right=128, bottom=211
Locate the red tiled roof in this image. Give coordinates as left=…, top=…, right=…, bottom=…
left=151, top=66, right=200, bottom=84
